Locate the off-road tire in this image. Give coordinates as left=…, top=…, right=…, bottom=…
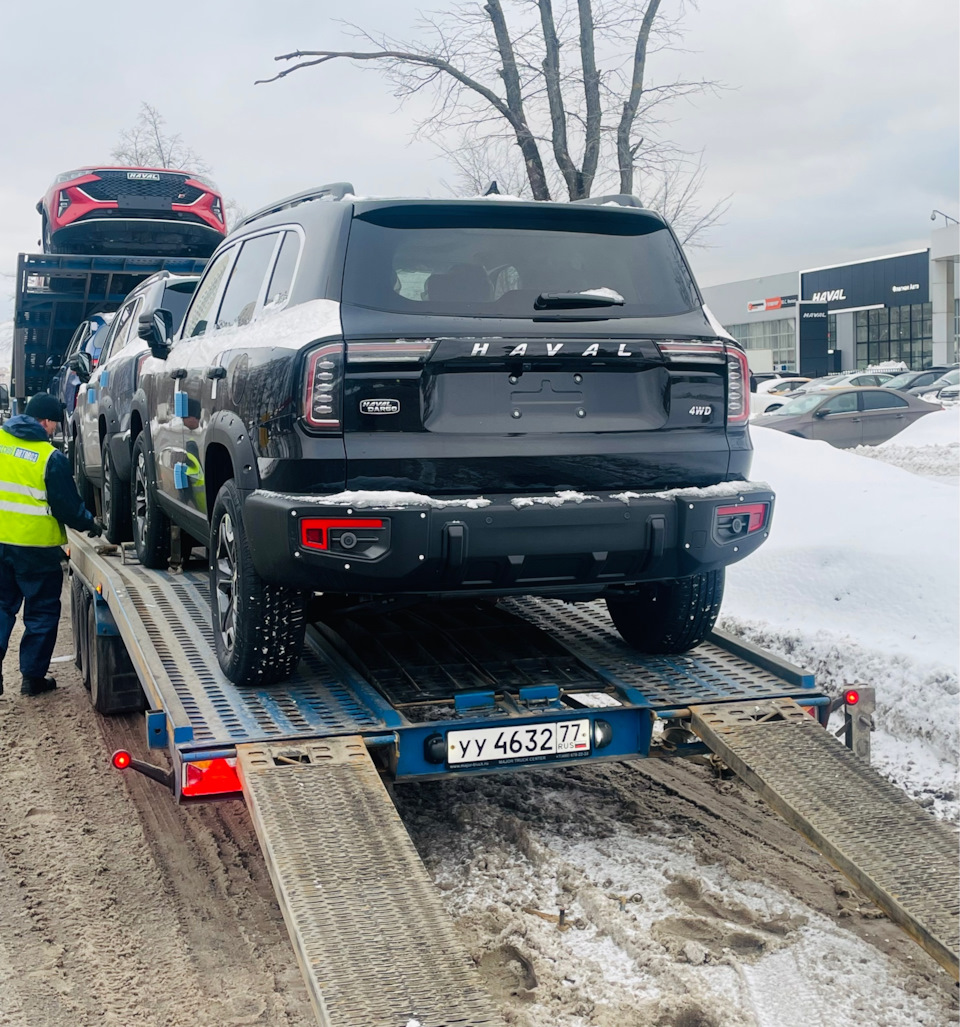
left=131, top=433, right=170, bottom=568
left=75, top=434, right=97, bottom=511
left=210, top=479, right=307, bottom=686
left=605, top=570, right=725, bottom=654
left=101, top=437, right=131, bottom=544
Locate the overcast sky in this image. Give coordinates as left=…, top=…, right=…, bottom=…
left=0, top=0, right=956, bottom=321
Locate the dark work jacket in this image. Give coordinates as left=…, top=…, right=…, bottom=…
left=0, top=414, right=97, bottom=574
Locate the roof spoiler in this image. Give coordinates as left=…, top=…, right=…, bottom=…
left=239, top=182, right=355, bottom=228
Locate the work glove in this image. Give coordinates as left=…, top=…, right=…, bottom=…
left=87, top=519, right=104, bottom=538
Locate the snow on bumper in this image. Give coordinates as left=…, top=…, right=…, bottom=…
left=243, top=484, right=775, bottom=594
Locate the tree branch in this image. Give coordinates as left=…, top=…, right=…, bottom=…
left=537, top=0, right=578, bottom=198
left=617, top=0, right=662, bottom=195
left=577, top=0, right=602, bottom=195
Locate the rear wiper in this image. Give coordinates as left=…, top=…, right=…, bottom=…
left=534, top=290, right=625, bottom=310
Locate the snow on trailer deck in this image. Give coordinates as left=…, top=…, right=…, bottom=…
left=66, top=530, right=959, bottom=1027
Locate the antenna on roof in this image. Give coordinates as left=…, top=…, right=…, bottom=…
left=482, top=180, right=500, bottom=196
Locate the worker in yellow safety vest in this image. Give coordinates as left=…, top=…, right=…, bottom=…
left=0, top=393, right=102, bottom=697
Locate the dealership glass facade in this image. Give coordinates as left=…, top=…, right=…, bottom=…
left=724, top=317, right=796, bottom=370
left=855, top=302, right=932, bottom=368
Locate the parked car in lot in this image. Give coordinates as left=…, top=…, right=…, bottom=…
left=792, top=371, right=895, bottom=395
left=913, top=368, right=960, bottom=401
left=131, top=185, right=773, bottom=685
left=37, top=166, right=226, bottom=258
left=74, top=271, right=200, bottom=541
left=752, top=377, right=811, bottom=415
left=881, top=368, right=952, bottom=392
left=753, top=387, right=937, bottom=448
left=938, top=382, right=959, bottom=405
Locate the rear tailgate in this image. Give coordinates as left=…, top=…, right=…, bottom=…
left=340, top=334, right=735, bottom=494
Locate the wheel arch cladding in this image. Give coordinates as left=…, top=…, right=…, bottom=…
left=204, top=411, right=259, bottom=516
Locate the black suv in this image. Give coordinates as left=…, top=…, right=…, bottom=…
left=134, top=184, right=773, bottom=686
left=73, top=270, right=200, bottom=541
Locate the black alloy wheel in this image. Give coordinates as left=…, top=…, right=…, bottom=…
left=101, top=437, right=131, bottom=543
left=131, top=433, right=169, bottom=568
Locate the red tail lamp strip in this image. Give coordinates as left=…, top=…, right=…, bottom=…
left=182, top=758, right=241, bottom=798
left=300, top=518, right=384, bottom=551
left=716, top=503, right=767, bottom=533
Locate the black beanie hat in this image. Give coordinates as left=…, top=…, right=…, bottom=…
left=24, top=393, right=62, bottom=422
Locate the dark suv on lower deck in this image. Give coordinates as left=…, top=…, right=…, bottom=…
left=134, top=185, right=773, bottom=686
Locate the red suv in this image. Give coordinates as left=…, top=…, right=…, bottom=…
left=37, top=166, right=226, bottom=258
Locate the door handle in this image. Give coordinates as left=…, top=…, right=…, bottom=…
left=851, top=417, right=860, bottom=422
left=169, top=368, right=187, bottom=379
left=206, top=366, right=226, bottom=380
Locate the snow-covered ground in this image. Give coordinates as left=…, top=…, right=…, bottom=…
left=398, top=408, right=959, bottom=1027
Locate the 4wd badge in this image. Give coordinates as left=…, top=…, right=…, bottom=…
left=360, top=399, right=400, bottom=415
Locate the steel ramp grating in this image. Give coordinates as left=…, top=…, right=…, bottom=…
left=690, top=698, right=960, bottom=979
left=237, top=737, right=505, bottom=1027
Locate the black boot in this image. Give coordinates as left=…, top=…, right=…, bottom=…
left=21, top=676, right=57, bottom=695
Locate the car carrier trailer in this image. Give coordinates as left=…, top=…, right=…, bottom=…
left=65, top=529, right=959, bottom=1027
left=10, top=252, right=207, bottom=407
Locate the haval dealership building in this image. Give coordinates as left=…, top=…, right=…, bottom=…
left=700, top=225, right=959, bottom=376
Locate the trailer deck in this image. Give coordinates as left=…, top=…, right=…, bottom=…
left=66, top=530, right=959, bottom=1026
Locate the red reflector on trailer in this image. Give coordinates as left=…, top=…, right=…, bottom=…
left=844, top=689, right=860, bottom=706
left=181, top=757, right=241, bottom=798
left=112, top=749, right=132, bottom=770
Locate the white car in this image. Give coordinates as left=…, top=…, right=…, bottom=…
left=752, top=377, right=812, bottom=415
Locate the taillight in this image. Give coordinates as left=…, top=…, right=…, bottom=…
left=715, top=502, right=768, bottom=542
left=725, top=345, right=750, bottom=424
left=302, top=341, right=345, bottom=430
left=300, top=517, right=384, bottom=551
left=181, top=757, right=241, bottom=798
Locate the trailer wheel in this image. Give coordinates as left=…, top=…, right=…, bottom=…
left=131, top=433, right=170, bottom=568
left=86, top=598, right=144, bottom=714
left=101, top=437, right=131, bottom=544
left=210, top=480, right=307, bottom=686
left=605, top=570, right=725, bottom=654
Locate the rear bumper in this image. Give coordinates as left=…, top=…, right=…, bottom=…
left=243, top=483, right=774, bottom=595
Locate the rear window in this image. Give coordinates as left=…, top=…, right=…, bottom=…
left=341, top=204, right=699, bottom=318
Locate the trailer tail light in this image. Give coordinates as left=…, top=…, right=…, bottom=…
left=112, top=750, right=132, bottom=769
left=302, top=341, right=345, bottom=430
left=844, top=689, right=860, bottom=706
left=181, top=757, right=241, bottom=798
left=725, top=345, right=750, bottom=424
left=714, top=502, right=769, bottom=543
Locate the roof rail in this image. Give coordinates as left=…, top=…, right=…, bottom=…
left=572, top=194, right=648, bottom=209
left=238, top=182, right=355, bottom=228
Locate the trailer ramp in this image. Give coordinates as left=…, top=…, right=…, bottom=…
left=690, top=698, right=959, bottom=979
left=237, top=737, right=505, bottom=1027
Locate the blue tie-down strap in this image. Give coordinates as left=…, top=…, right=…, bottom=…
left=87, top=389, right=96, bottom=403
left=174, top=462, right=188, bottom=490
left=100, top=370, right=109, bottom=387
left=174, top=391, right=189, bottom=418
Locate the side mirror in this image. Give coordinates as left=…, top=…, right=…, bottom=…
left=139, top=308, right=174, bottom=359
left=813, top=409, right=828, bottom=418
left=76, top=351, right=93, bottom=383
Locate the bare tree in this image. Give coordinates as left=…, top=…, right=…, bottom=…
left=111, top=104, right=248, bottom=229
left=111, top=103, right=211, bottom=175
left=257, top=1, right=726, bottom=241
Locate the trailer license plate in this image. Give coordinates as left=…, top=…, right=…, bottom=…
left=447, top=719, right=591, bottom=766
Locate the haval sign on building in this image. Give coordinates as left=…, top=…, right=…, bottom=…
left=801, top=251, right=929, bottom=310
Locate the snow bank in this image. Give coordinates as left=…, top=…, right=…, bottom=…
left=726, top=426, right=958, bottom=670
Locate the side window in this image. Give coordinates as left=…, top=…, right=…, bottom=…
left=263, top=231, right=300, bottom=310
left=821, top=392, right=858, bottom=414
left=99, top=304, right=134, bottom=363
left=182, top=249, right=232, bottom=339
left=215, top=234, right=278, bottom=329
left=862, top=391, right=908, bottom=410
